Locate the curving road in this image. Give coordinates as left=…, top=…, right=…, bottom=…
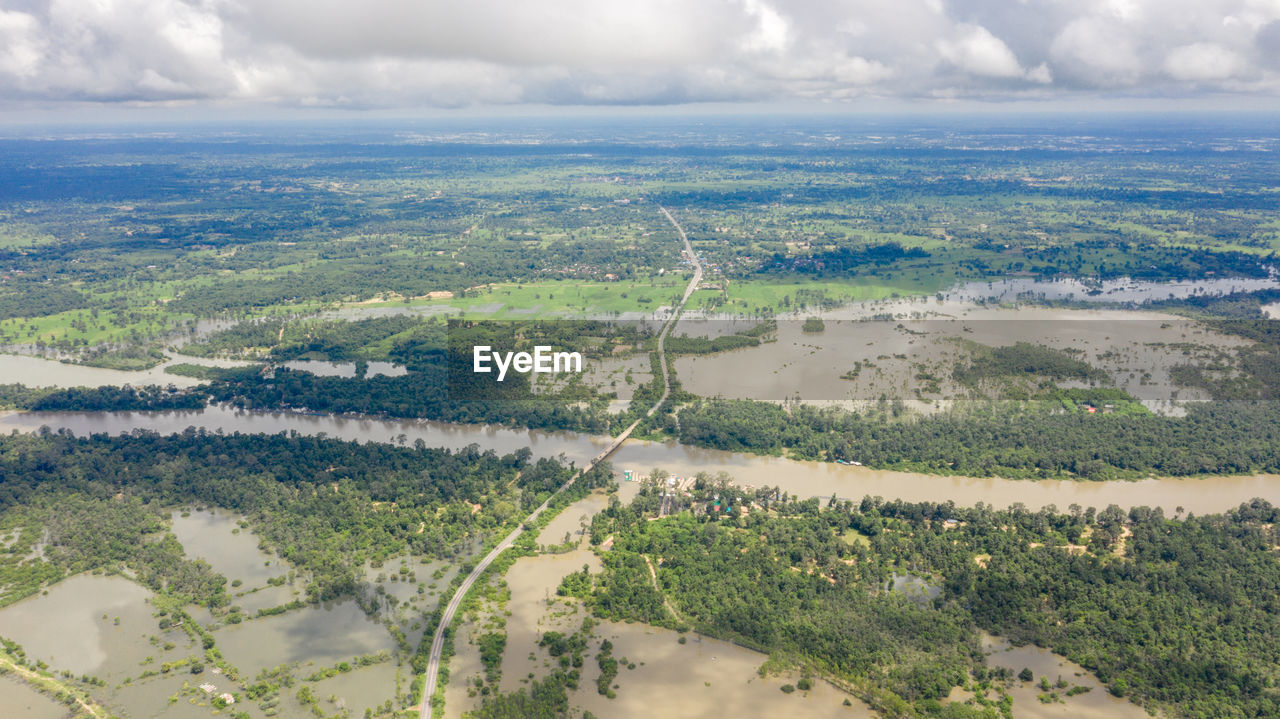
left=417, top=204, right=702, bottom=718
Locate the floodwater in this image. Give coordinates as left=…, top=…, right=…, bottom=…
left=942, top=274, right=1280, bottom=304
left=536, top=491, right=612, bottom=546
left=890, top=572, right=940, bottom=604
left=230, top=583, right=300, bottom=616
left=0, top=574, right=157, bottom=678
left=496, top=549, right=603, bottom=694
left=674, top=307, right=1243, bottom=403
left=363, top=556, right=459, bottom=646
left=170, top=508, right=288, bottom=589
left=308, top=660, right=402, bottom=717
left=0, top=405, right=614, bottom=462
left=0, top=571, right=217, bottom=717
left=280, top=360, right=407, bottom=378
left=538, top=353, right=653, bottom=401
left=982, top=633, right=1147, bottom=718
left=214, top=600, right=398, bottom=676
left=573, top=622, right=871, bottom=719
left=1, top=406, right=1278, bottom=515
left=611, top=437, right=1280, bottom=515
left=449, top=487, right=868, bottom=718
left=0, top=676, right=65, bottom=719
left=0, top=350, right=256, bottom=389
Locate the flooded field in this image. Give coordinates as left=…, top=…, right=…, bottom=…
left=496, top=549, right=603, bottom=694
left=170, top=508, right=288, bottom=590
left=280, top=360, right=407, bottom=378
left=941, top=274, right=1280, bottom=304
left=214, top=600, right=398, bottom=676
left=443, top=621, right=486, bottom=717
left=982, top=633, right=1147, bottom=718
left=0, top=350, right=257, bottom=389
left=447, top=491, right=613, bottom=717
left=536, top=491, right=612, bottom=546
left=675, top=308, right=1242, bottom=403
left=2, top=405, right=1279, bottom=515
left=308, top=660, right=402, bottom=717
left=363, top=555, right=459, bottom=646
left=0, top=574, right=159, bottom=679
left=0, top=676, right=65, bottom=719
left=231, top=583, right=300, bottom=615
left=0, top=572, right=216, bottom=717
left=574, top=622, right=870, bottom=719
left=535, top=352, right=653, bottom=401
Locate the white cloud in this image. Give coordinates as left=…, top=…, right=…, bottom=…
left=938, top=24, right=1025, bottom=78
left=1050, top=17, right=1143, bottom=87
left=1164, top=42, right=1246, bottom=81
left=0, top=0, right=1278, bottom=109
left=0, top=10, right=43, bottom=79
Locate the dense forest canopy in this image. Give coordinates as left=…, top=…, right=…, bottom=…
left=583, top=480, right=1280, bottom=718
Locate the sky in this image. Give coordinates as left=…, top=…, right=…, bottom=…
left=2, top=0, right=1280, bottom=118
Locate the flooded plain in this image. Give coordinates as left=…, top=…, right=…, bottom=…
left=0, top=574, right=158, bottom=679
left=574, top=622, right=871, bottom=719
left=674, top=308, right=1243, bottom=403
left=215, top=599, right=397, bottom=676
left=982, top=633, right=1147, bottom=718
left=0, top=507, right=421, bottom=719
left=941, top=274, right=1280, bottom=304
left=280, top=359, right=407, bottom=378
left=0, top=675, right=68, bottom=719
left=170, top=509, right=288, bottom=590
left=308, top=660, right=402, bottom=717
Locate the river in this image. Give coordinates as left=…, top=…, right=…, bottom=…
left=0, top=405, right=1275, bottom=514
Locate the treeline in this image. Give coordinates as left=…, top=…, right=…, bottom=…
left=760, top=243, right=931, bottom=277
left=1022, top=242, right=1274, bottom=282
left=0, top=383, right=205, bottom=412
left=210, top=367, right=611, bottom=433
left=586, top=486, right=1280, bottom=717
left=677, top=398, right=1280, bottom=478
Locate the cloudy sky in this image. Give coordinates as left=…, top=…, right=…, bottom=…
left=2, top=0, right=1279, bottom=115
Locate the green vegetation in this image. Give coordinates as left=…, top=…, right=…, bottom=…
left=0, top=431, right=577, bottom=607
left=583, top=480, right=1280, bottom=718
left=467, top=619, right=596, bottom=719
left=952, top=341, right=1108, bottom=389
left=1, top=125, right=1277, bottom=368
left=677, top=398, right=1280, bottom=478
left=0, top=384, right=205, bottom=412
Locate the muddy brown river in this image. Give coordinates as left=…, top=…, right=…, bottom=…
left=0, top=406, right=1275, bottom=515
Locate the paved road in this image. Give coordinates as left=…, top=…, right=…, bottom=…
left=417, top=204, right=703, bottom=718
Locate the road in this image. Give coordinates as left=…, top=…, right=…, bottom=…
left=417, top=204, right=702, bottom=717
